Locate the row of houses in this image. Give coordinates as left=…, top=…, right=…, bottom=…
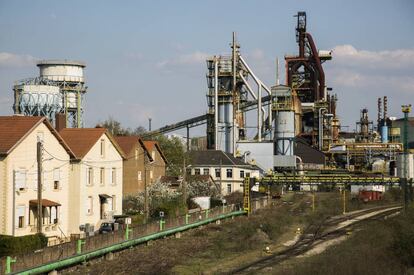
left=0, top=115, right=261, bottom=243
left=0, top=116, right=166, bottom=243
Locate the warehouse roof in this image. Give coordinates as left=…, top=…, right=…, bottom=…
left=294, top=138, right=325, bottom=164
left=0, top=116, right=74, bottom=157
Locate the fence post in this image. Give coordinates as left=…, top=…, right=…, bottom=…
left=125, top=224, right=133, bottom=240
left=205, top=209, right=209, bottom=219
left=76, top=239, right=86, bottom=254
left=5, top=256, right=16, bottom=274
left=185, top=214, right=190, bottom=224
left=159, top=219, right=165, bottom=231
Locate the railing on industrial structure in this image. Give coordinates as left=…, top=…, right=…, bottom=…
left=0, top=199, right=269, bottom=275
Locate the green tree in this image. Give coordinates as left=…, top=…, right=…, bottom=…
left=149, top=134, right=188, bottom=176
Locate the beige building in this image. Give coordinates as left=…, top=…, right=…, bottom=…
left=188, top=150, right=260, bottom=195
left=114, top=136, right=153, bottom=197
left=59, top=128, right=125, bottom=235
left=0, top=116, right=74, bottom=241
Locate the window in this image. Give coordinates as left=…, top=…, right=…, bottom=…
left=86, top=196, right=93, bottom=214
left=112, top=168, right=116, bottom=185
left=226, top=169, right=233, bottom=178
left=53, top=168, right=60, bottom=190
left=14, top=170, right=27, bottom=190
left=135, top=149, right=139, bottom=160
left=203, top=168, right=210, bottom=175
left=227, top=184, right=232, bottom=194
left=138, top=171, right=142, bottom=181
left=87, top=168, right=94, bottom=185
left=100, top=168, right=105, bottom=185
left=246, top=172, right=251, bottom=178
left=16, top=205, right=25, bottom=228
left=215, top=168, right=221, bottom=178
left=112, top=195, right=116, bottom=211
left=240, top=170, right=245, bottom=178
left=100, top=139, right=105, bottom=157
left=152, top=151, right=156, bottom=161
left=194, top=168, right=200, bottom=175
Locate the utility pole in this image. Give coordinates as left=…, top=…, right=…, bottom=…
left=402, top=104, right=412, bottom=210
left=148, top=118, right=152, bottom=132
left=36, top=139, right=43, bottom=233
left=182, top=157, right=187, bottom=209
left=144, top=154, right=149, bottom=222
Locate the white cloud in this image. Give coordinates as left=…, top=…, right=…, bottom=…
left=329, top=45, right=414, bottom=93
left=333, top=45, right=414, bottom=69
left=156, top=51, right=210, bottom=70
left=0, top=52, right=38, bottom=68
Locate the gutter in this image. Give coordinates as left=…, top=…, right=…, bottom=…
left=13, top=210, right=246, bottom=275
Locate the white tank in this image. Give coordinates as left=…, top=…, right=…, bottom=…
left=37, top=60, right=86, bottom=83
left=274, top=111, right=295, bottom=155
left=19, top=84, right=63, bottom=117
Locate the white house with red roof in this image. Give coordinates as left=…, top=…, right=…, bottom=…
left=59, top=128, right=125, bottom=236
left=0, top=116, right=74, bottom=242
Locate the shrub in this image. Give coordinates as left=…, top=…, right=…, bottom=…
left=0, top=233, right=47, bottom=257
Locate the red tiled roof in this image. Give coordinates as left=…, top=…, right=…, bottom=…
left=59, top=128, right=125, bottom=159
left=0, top=116, right=74, bottom=157
left=114, top=136, right=153, bottom=161
left=0, top=116, right=43, bottom=155
left=59, top=128, right=106, bottom=159
left=114, top=136, right=138, bottom=155
left=143, top=140, right=167, bottom=163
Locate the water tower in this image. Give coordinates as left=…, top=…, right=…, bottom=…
left=13, top=60, right=87, bottom=127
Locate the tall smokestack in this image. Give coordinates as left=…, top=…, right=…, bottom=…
left=377, top=97, right=382, bottom=128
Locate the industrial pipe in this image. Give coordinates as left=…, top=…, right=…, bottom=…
left=239, top=56, right=272, bottom=140
left=239, top=72, right=266, bottom=116
left=14, top=210, right=246, bottom=275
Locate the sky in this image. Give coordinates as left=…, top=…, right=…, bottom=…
left=0, top=0, right=413, bottom=136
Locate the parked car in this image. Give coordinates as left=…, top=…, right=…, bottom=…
left=99, top=222, right=115, bottom=234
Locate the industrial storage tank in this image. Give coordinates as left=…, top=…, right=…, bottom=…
left=37, top=60, right=86, bottom=83
left=14, top=84, right=62, bottom=121
left=273, top=86, right=295, bottom=156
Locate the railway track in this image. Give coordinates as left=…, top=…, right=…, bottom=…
left=228, top=205, right=402, bottom=275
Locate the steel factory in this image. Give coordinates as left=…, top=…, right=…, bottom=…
left=145, top=12, right=412, bottom=189
left=1, top=6, right=414, bottom=274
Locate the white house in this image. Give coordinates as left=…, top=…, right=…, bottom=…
left=59, top=128, right=125, bottom=236
left=188, top=150, right=260, bottom=195
left=0, top=116, right=74, bottom=242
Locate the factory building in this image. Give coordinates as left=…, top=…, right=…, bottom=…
left=188, top=150, right=260, bottom=195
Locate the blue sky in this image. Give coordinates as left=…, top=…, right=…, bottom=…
left=0, top=0, right=413, bottom=135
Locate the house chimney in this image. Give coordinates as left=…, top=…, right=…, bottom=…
left=55, top=113, right=66, bottom=132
